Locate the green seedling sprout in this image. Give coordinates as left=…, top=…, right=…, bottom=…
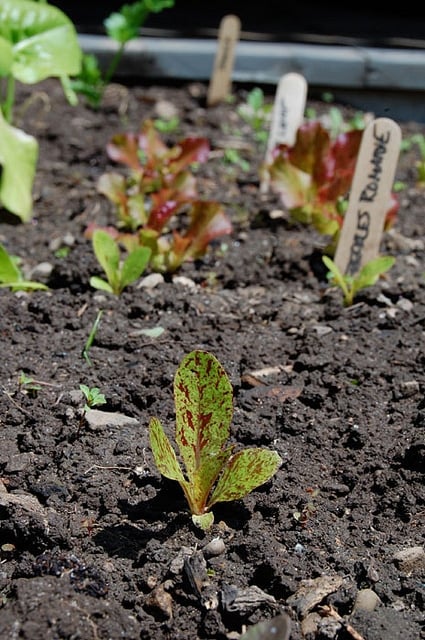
left=71, top=0, right=174, bottom=108
left=82, top=310, right=104, bottom=366
left=78, top=384, right=107, bottom=433
left=153, top=115, right=180, bottom=134
left=149, top=350, right=282, bottom=530
left=80, top=385, right=107, bottom=412
left=223, top=148, right=250, bottom=172
left=0, top=243, right=49, bottom=291
left=323, top=254, right=395, bottom=307
left=18, top=371, right=60, bottom=397
left=90, top=229, right=151, bottom=295
left=237, top=87, right=272, bottom=144
left=18, top=373, right=42, bottom=397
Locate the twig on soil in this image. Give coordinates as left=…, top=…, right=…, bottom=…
left=319, top=604, right=365, bottom=640
left=1, top=387, right=33, bottom=418
left=84, top=464, right=133, bottom=475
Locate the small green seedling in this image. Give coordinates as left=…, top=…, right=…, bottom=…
left=78, top=384, right=107, bottom=433
left=149, top=350, right=282, bottom=530
left=153, top=115, right=180, bottom=134
left=80, top=384, right=107, bottom=412
left=82, top=310, right=103, bottom=366
left=18, top=372, right=42, bottom=397
left=90, top=229, right=151, bottom=295
left=223, top=148, right=250, bottom=172
left=18, top=372, right=59, bottom=397
left=323, top=254, right=395, bottom=307
left=237, top=87, right=272, bottom=144
left=0, top=243, right=49, bottom=291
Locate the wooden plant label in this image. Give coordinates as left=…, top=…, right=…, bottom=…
left=334, top=117, right=401, bottom=275
left=207, top=14, right=241, bottom=107
left=266, top=72, right=307, bottom=158
left=261, top=72, right=307, bottom=193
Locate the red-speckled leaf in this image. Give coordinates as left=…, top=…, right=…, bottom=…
left=174, top=350, right=234, bottom=511
left=207, top=448, right=282, bottom=508
left=149, top=416, right=186, bottom=483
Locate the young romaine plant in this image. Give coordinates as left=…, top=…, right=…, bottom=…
left=71, top=0, right=174, bottom=108
left=90, top=229, right=151, bottom=295
left=149, top=350, right=282, bottom=530
left=322, top=254, right=395, bottom=306
left=0, top=0, right=82, bottom=221
left=0, top=243, right=49, bottom=291
left=262, top=120, right=399, bottom=252
left=89, top=119, right=232, bottom=272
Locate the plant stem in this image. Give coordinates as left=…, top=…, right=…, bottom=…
left=3, top=76, right=15, bottom=123
left=103, top=43, right=126, bottom=87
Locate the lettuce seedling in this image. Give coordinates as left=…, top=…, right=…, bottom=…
left=0, top=243, right=49, bottom=291
left=71, top=0, right=174, bottom=108
left=237, top=87, right=272, bottom=144
left=323, top=254, right=395, bottom=306
left=263, top=120, right=399, bottom=252
left=90, top=120, right=232, bottom=272
left=149, top=350, right=282, bottom=530
left=0, top=0, right=82, bottom=221
left=90, top=229, right=151, bottom=295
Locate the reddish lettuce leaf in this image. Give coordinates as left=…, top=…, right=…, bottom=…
left=264, top=120, right=398, bottom=246
left=90, top=120, right=232, bottom=272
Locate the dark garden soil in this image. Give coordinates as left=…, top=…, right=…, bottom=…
left=0, top=78, right=424, bottom=640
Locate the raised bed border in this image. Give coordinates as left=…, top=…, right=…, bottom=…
left=79, top=33, right=425, bottom=122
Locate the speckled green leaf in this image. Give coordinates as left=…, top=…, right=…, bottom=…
left=174, top=350, right=234, bottom=512
left=149, top=416, right=185, bottom=483
left=208, top=448, right=282, bottom=508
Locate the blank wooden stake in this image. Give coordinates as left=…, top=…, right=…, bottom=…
left=207, top=14, right=241, bottom=107
left=261, top=73, right=307, bottom=193
left=333, top=117, right=401, bottom=276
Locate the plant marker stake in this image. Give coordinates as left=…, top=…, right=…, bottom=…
left=261, top=72, right=307, bottom=192
left=207, top=14, right=241, bottom=107
left=334, top=117, right=401, bottom=276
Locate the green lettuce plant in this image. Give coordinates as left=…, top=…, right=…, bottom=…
left=90, top=229, right=151, bottom=295
left=0, top=0, right=82, bottom=221
left=262, top=120, right=399, bottom=253
left=322, top=254, right=395, bottom=306
left=0, top=242, right=49, bottom=291
left=71, top=0, right=174, bottom=108
left=87, top=119, right=232, bottom=272
left=149, top=350, right=282, bottom=530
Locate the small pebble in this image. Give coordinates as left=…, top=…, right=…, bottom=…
left=203, top=537, right=225, bottom=558
left=352, top=588, right=381, bottom=612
